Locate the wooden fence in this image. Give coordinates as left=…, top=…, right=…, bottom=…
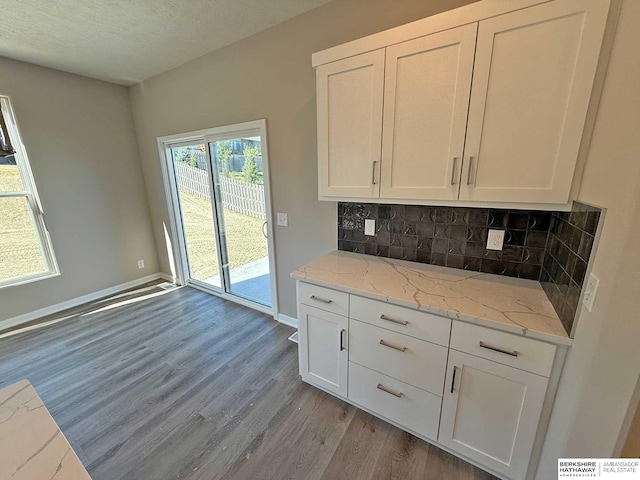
left=173, top=161, right=265, bottom=220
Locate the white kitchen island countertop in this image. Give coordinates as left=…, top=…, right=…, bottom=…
left=0, top=380, right=92, bottom=480
left=291, top=250, right=571, bottom=346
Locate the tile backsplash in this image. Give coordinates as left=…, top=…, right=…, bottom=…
left=540, top=203, right=601, bottom=335
left=337, top=201, right=602, bottom=336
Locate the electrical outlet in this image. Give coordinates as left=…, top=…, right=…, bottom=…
left=486, top=229, right=505, bottom=251
left=277, top=213, right=288, bottom=227
left=137, top=259, right=145, bottom=269
left=582, top=273, right=600, bottom=312
left=364, top=219, right=376, bottom=236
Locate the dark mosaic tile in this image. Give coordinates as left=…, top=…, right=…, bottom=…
left=416, top=221, right=434, bottom=237
left=432, top=238, right=449, bottom=254
left=377, top=219, right=391, bottom=233
left=378, top=204, right=391, bottom=219
left=404, top=221, right=417, bottom=235
left=508, top=212, right=530, bottom=230
left=572, top=258, right=588, bottom=285
left=391, top=205, right=405, bottom=220
left=578, top=232, right=594, bottom=262
left=450, top=209, right=467, bottom=225
left=446, top=254, right=465, bottom=269
left=430, top=252, right=446, bottom=266
left=502, top=261, right=520, bottom=278
left=391, top=220, right=404, bottom=234
left=523, top=247, right=545, bottom=265
left=464, top=256, right=482, bottom=271
left=465, top=242, right=485, bottom=258
left=433, top=223, right=448, bottom=238
left=505, top=229, right=526, bottom=246
left=434, top=207, right=450, bottom=223
left=448, top=239, right=466, bottom=256
left=448, top=225, right=467, bottom=241
left=502, top=246, right=524, bottom=263
left=483, top=249, right=502, bottom=261
left=389, top=246, right=403, bottom=259
left=364, top=242, right=377, bottom=255
left=376, top=245, right=389, bottom=257
left=488, top=210, right=509, bottom=228
left=401, top=235, right=418, bottom=250
left=405, top=206, right=422, bottom=222
left=467, top=226, right=487, bottom=243
left=363, top=204, right=378, bottom=219
left=584, top=211, right=600, bottom=236
left=528, top=212, right=551, bottom=231
left=403, top=248, right=417, bottom=262
left=417, top=249, right=431, bottom=263
left=352, top=243, right=365, bottom=254
left=390, top=234, right=402, bottom=247
left=481, top=259, right=502, bottom=274
left=417, top=237, right=432, bottom=251
left=519, top=263, right=541, bottom=280
left=376, top=231, right=390, bottom=246
left=525, top=230, right=548, bottom=248
left=465, top=209, right=489, bottom=226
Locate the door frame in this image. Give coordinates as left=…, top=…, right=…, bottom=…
left=157, top=119, right=279, bottom=318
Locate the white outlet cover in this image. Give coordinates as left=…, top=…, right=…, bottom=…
left=364, top=219, right=376, bottom=236
left=486, top=229, right=505, bottom=251
left=137, top=260, right=145, bottom=269
left=277, top=212, right=288, bottom=227
left=582, top=273, right=600, bottom=312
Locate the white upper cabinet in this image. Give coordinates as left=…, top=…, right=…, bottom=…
left=317, top=50, right=385, bottom=199
left=314, top=0, right=611, bottom=206
left=460, top=0, right=611, bottom=203
left=380, top=24, right=476, bottom=200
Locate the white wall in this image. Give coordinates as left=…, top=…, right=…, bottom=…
left=0, top=56, right=159, bottom=322
left=128, top=0, right=476, bottom=319
left=536, top=0, right=640, bottom=476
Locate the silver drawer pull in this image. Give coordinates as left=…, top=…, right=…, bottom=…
left=377, top=383, right=403, bottom=398
left=479, top=341, right=518, bottom=357
left=310, top=295, right=332, bottom=304
left=380, top=314, right=408, bottom=326
left=379, top=339, right=407, bottom=352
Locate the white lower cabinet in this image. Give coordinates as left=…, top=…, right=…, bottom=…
left=348, top=362, right=441, bottom=441
left=298, top=303, right=348, bottom=397
left=439, top=350, right=549, bottom=480
left=296, top=281, right=557, bottom=480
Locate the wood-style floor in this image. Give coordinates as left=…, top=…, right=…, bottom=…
left=0, top=285, right=497, bottom=480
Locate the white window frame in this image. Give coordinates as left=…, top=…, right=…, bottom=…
left=0, top=95, right=59, bottom=289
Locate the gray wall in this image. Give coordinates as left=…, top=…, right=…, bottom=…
left=0, top=56, right=158, bottom=322
left=129, top=0, right=476, bottom=320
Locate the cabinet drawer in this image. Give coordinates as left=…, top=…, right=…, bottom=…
left=348, top=362, right=441, bottom=441
left=450, top=322, right=556, bottom=377
left=298, top=282, right=349, bottom=317
left=350, top=319, right=448, bottom=395
left=350, top=295, right=451, bottom=347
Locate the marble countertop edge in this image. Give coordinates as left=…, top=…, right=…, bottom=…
left=291, top=252, right=572, bottom=347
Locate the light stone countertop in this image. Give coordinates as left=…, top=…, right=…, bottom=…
left=0, top=380, right=91, bottom=480
left=291, top=250, right=571, bottom=346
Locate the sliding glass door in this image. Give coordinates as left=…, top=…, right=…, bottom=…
left=163, top=121, right=275, bottom=312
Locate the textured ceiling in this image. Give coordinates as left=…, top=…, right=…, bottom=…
left=0, top=0, right=334, bottom=85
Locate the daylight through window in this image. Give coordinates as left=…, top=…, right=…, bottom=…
left=0, top=96, right=58, bottom=287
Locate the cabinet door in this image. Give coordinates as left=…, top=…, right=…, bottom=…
left=298, top=304, right=348, bottom=397
left=317, top=50, right=385, bottom=199
left=439, top=350, right=548, bottom=480
left=460, top=0, right=610, bottom=203
left=380, top=24, right=476, bottom=200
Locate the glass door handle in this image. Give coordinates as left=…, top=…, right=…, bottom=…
left=262, top=221, right=268, bottom=238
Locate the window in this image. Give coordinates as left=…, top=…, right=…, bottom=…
left=0, top=96, right=58, bottom=288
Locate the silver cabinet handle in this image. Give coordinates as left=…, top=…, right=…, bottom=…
left=310, top=295, right=332, bottom=304
left=377, top=383, right=403, bottom=398
left=371, top=160, right=378, bottom=185
left=380, top=314, right=408, bottom=326
left=340, top=329, right=346, bottom=351
left=450, top=366, right=457, bottom=393
left=450, top=157, right=458, bottom=185
left=479, top=341, right=518, bottom=357
left=466, top=156, right=475, bottom=185
left=379, top=339, right=407, bottom=352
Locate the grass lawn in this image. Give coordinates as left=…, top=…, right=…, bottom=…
left=178, top=189, right=268, bottom=281
left=0, top=165, right=46, bottom=282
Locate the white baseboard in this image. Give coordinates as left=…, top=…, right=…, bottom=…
left=0, top=273, right=168, bottom=332
left=277, top=314, right=298, bottom=328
